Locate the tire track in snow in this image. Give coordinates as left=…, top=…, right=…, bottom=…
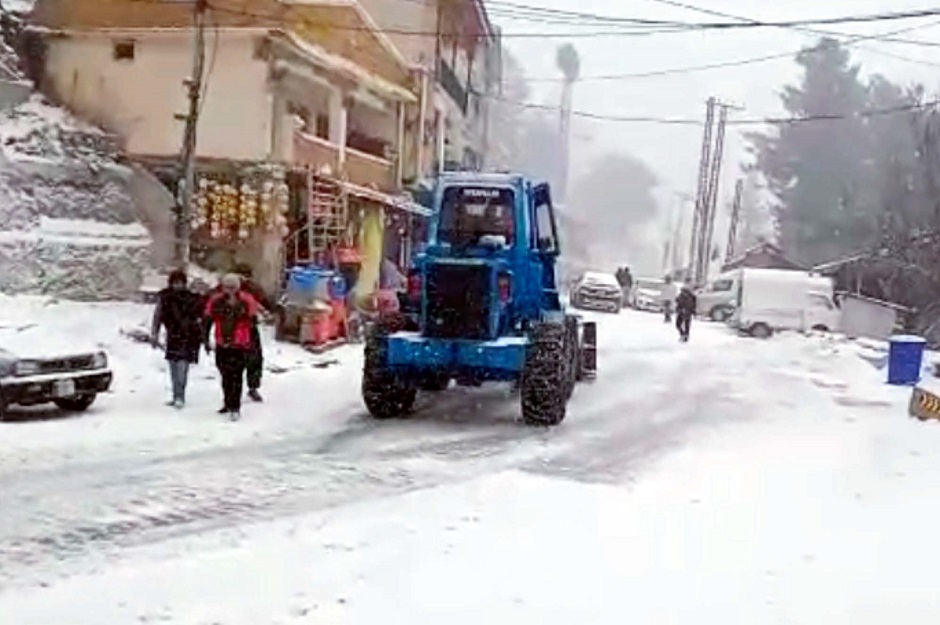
left=0, top=317, right=762, bottom=591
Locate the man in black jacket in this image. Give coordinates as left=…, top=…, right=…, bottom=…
left=151, top=269, right=203, bottom=408
left=234, top=263, right=274, bottom=402
left=676, top=285, right=697, bottom=342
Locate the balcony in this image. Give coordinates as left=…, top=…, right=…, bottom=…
left=294, top=132, right=396, bottom=192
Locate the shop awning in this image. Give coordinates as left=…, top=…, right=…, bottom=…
left=342, top=181, right=432, bottom=217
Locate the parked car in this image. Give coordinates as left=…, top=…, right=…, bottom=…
left=0, top=323, right=113, bottom=419
left=629, top=278, right=672, bottom=312
left=696, top=272, right=737, bottom=321
left=570, top=271, right=622, bottom=313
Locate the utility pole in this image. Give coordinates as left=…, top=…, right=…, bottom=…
left=689, top=97, right=715, bottom=284
left=689, top=98, right=739, bottom=286
left=175, top=0, right=208, bottom=268
left=697, top=102, right=728, bottom=284
left=725, top=178, right=744, bottom=264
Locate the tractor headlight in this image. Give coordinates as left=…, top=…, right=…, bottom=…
left=14, top=360, right=40, bottom=376
left=92, top=352, right=108, bottom=369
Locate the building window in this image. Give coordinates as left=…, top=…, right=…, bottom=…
left=113, top=40, right=136, bottom=61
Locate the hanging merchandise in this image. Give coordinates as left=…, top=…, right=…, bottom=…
left=193, top=165, right=293, bottom=242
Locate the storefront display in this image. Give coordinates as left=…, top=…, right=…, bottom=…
left=193, top=166, right=291, bottom=242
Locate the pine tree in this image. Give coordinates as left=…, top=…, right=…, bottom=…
left=746, top=38, right=872, bottom=265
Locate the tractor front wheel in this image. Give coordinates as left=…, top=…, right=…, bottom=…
left=521, top=323, right=568, bottom=426
left=362, top=322, right=416, bottom=419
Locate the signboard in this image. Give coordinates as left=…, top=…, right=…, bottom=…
left=910, top=386, right=940, bottom=421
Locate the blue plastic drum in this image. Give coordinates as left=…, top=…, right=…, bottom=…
left=888, top=335, right=927, bottom=385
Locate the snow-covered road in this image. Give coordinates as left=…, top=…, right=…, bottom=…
left=0, top=307, right=756, bottom=587
left=2, top=298, right=939, bottom=623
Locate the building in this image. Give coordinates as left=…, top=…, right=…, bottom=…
left=722, top=241, right=806, bottom=272
left=30, top=0, right=430, bottom=295
left=32, top=0, right=417, bottom=192
left=357, top=0, right=500, bottom=178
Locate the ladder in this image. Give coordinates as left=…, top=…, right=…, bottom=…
left=282, top=172, right=348, bottom=286
left=307, top=175, right=347, bottom=257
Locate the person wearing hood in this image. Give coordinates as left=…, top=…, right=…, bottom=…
left=233, top=263, right=274, bottom=403
left=204, top=273, right=260, bottom=421
left=150, top=269, right=203, bottom=409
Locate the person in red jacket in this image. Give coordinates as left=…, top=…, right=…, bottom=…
left=204, top=273, right=260, bottom=421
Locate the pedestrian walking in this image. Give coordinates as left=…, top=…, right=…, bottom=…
left=676, top=285, right=697, bottom=342
left=234, top=263, right=273, bottom=403
left=150, top=269, right=203, bottom=408
left=661, top=275, right=678, bottom=323
left=615, top=266, right=634, bottom=307
left=204, top=273, right=260, bottom=421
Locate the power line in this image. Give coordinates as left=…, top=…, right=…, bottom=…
left=525, top=16, right=940, bottom=82
left=638, top=0, right=940, bottom=68
left=140, top=0, right=940, bottom=39
left=490, top=95, right=940, bottom=126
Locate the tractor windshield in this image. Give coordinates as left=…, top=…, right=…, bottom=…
left=438, top=186, right=515, bottom=248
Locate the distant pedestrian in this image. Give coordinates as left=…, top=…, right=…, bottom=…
left=676, top=285, right=697, bottom=342
left=204, top=273, right=260, bottom=421
left=150, top=269, right=203, bottom=408
left=661, top=275, right=678, bottom=323
left=616, top=266, right=634, bottom=307
left=234, top=263, right=274, bottom=403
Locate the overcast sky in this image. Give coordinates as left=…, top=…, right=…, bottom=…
left=493, top=0, right=940, bottom=235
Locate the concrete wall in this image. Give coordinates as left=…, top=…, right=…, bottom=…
left=842, top=296, right=899, bottom=341
left=44, top=31, right=274, bottom=160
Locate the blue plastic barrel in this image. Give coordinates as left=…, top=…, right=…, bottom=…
left=288, top=267, right=316, bottom=294
left=888, top=335, right=927, bottom=385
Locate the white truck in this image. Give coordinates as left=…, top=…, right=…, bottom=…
left=730, top=268, right=840, bottom=338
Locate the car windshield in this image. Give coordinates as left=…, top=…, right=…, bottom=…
left=637, top=280, right=663, bottom=291
left=438, top=186, right=515, bottom=248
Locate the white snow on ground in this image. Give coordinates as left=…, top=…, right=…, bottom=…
left=0, top=294, right=364, bottom=471
left=3, top=0, right=35, bottom=13
left=3, top=302, right=940, bottom=622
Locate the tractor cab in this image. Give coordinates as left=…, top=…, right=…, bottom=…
left=406, top=173, right=562, bottom=329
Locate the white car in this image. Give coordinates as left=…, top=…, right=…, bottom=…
left=0, top=322, right=112, bottom=420
left=570, top=271, right=622, bottom=313
left=629, top=278, right=680, bottom=312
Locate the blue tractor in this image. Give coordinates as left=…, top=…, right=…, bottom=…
left=362, top=172, right=596, bottom=426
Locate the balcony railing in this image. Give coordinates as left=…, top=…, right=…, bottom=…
left=294, top=132, right=396, bottom=192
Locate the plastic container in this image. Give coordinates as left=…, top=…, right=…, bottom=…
left=888, top=335, right=927, bottom=385
left=328, top=275, right=347, bottom=299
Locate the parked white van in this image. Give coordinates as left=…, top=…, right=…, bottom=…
left=730, top=268, right=840, bottom=338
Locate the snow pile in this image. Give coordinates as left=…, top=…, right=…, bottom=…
left=0, top=96, right=152, bottom=300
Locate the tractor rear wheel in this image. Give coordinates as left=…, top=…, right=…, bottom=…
left=362, top=321, right=416, bottom=419
left=521, top=323, right=568, bottom=426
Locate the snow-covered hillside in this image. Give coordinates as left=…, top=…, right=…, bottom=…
left=0, top=96, right=151, bottom=300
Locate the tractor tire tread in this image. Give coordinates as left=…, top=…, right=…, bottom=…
left=521, top=323, right=568, bottom=426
